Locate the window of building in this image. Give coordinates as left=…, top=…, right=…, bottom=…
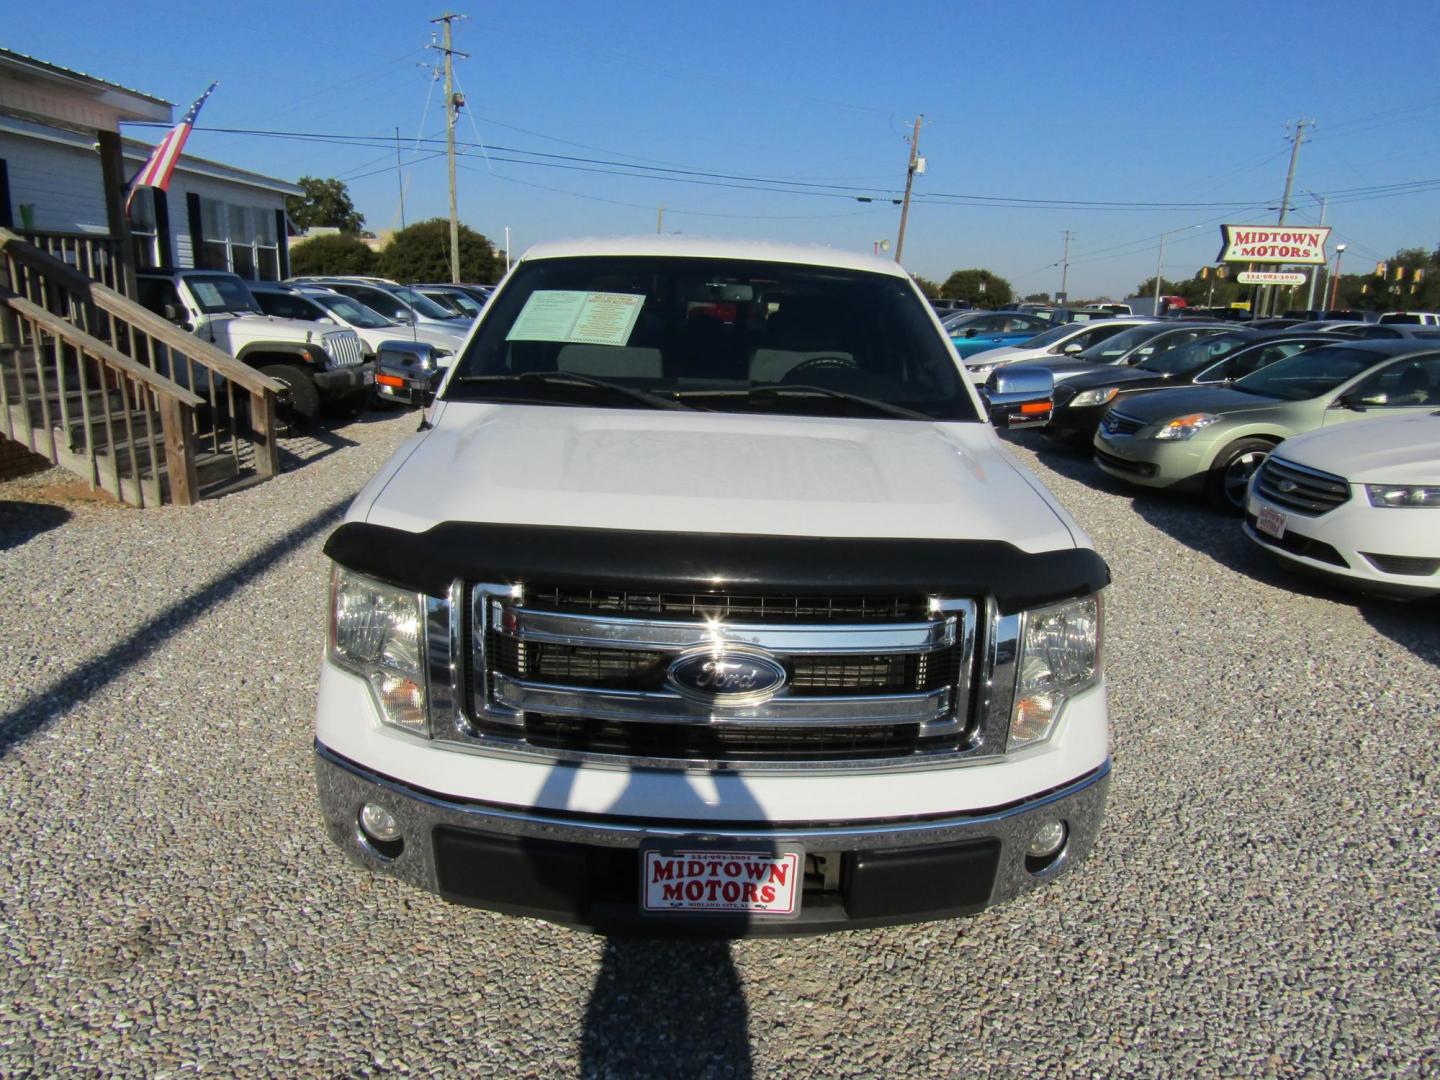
left=196, top=196, right=281, bottom=279
left=127, top=188, right=159, bottom=269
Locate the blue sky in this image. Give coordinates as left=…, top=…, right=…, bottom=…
left=11, top=1, right=1440, bottom=298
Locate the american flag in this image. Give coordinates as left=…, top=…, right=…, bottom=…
left=125, top=82, right=218, bottom=214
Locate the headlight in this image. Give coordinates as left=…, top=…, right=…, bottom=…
left=1069, top=387, right=1119, bottom=408
left=1008, top=595, right=1101, bottom=751
left=1366, top=484, right=1440, bottom=508
left=329, top=566, right=428, bottom=733
left=1152, top=412, right=1222, bottom=441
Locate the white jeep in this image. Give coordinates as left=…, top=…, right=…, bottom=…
left=315, top=237, right=1109, bottom=934
left=136, top=270, right=373, bottom=423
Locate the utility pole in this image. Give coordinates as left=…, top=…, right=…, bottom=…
left=1263, top=118, right=1311, bottom=315
left=430, top=13, right=469, bottom=283
left=1060, top=230, right=1072, bottom=301
left=394, top=126, right=406, bottom=229
left=1153, top=232, right=1166, bottom=309
left=656, top=206, right=664, bottom=234
left=1304, top=191, right=1328, bottom=311
left=894, top=115, right=922, bottom=264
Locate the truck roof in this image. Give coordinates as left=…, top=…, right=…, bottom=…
left=516, top=235, right=914, bottom=279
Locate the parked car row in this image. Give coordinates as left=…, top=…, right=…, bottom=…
left=995, top=334, right=1440, bottom=599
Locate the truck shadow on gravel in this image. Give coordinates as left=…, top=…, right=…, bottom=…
left=0, top=491, right=356, bottom=758
left=528, top=762, right=763, bottom=1076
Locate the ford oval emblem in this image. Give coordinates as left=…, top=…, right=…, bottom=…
left=666, top=647, right=789, bottom=706
left=1276, top=479, right=1298, bottom=493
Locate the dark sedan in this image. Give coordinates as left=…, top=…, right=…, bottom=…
left=1015, top=322, right=1229, bottom=384
left=1045, top=332, right=1335, bottom=444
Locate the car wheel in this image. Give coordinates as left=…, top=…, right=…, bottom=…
left=260, top=364, right=320, bottom=437
left=1206, top=437, right=1273, bottom=514
left=329, top=390, right=371, bottom=421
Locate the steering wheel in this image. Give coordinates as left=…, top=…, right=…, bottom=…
left=787, top=354, right=858, bottom=376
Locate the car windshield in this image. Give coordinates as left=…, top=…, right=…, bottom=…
left=395, top=287, right=461, bottom=320
left=1015, top=323, right=1081, bottom=350
left=312, top=294, right=394, bottom=329
left=430, top=290, right=484, bottom=315
left=186, top=274, right=261, bottom=314
left=1231, top=346, right=1383, bottom=400
left=445, top=255, right=980, bottom=421
left=1137, top=333, right=1249, bottom=376
left=1078, top=325, right=1161, bottom=362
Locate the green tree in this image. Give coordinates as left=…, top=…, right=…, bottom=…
left=1022, top=292, right=1051, bottom=303
left=286, top=177, right=365, bottom=232
left=912, top=274, right=942, bottom=299
left=942, top=269, right=1013, bottom=309
left=288, top=233, right=376, bottom=277
left=377, top=218, right=503, bottom=284
left=1132, top=276, right=1185, bottom=299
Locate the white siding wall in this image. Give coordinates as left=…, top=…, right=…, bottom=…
left=0, top=125, right=108, bottom=232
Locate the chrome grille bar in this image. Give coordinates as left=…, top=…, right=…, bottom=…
left=497, top=604, right=955, bottom=655
left=1255, top=456, right=1350, bottom=515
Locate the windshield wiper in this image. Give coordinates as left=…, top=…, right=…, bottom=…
left=450, top=372, right=691, bottom=411
left=678, top=384, right=934, bottom=421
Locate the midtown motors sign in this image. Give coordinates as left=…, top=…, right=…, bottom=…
left=1218, top=225, right=1331, bottom=264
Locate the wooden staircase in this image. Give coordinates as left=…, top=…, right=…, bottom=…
left=0, top=228, right=282, bottom=506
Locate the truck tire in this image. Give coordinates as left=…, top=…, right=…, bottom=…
left=260, top=364, right=319, bottom=436
left=1206, top=437, right=1273, bottom=514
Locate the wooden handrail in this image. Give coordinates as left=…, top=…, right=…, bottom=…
left=0, top=227, right=282, bottom=396
left=0, top=289, right=204, bottom=408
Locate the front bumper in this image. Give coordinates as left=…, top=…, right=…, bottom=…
left=1244, top=490, right=1440, bottom=598
left=315, top=744, right=1109, bottom=935
left=314, top=362, right=376, bottom=397
left=1092, top=427, right=1211, bottom=491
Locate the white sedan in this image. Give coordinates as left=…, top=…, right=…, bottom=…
left=964, top=317, right=1156, bottom=381
left=1244, top=414, right=1440, bottom=598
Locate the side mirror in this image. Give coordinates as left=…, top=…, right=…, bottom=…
left=965, top=328, right=979, bottom=338
left=1061, top=341, right=1084, bottom=354
left=985, top=365, right=1054, bottom=428
left=161, top=301, right=186, bottom=325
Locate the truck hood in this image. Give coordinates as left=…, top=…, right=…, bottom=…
left=1275, top=413, right=1440, bottom=483
left=206, top=313, right=335, bottom=343
left=358, top=403, right=1079, bottom=552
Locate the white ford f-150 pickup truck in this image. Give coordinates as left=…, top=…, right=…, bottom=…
left=315, top=237, right=1110, bottom=934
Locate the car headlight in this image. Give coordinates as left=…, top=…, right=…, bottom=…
left=329, top=566, right=428, bottom=733
left=1069, top=387, right=1119, bottom=408
left=1009, top=595, right=1101, bottom=751
left=1365, top=484, right=1440, bottom=508
left=1152, top=413, right=1222, bottom=441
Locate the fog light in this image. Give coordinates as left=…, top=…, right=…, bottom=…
left=359, top=802, right=401, bottom=843
left=1027, top=819, right=1067, bottom=860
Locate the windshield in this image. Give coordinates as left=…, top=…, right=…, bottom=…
left=1138, top=333, right=1249, bottom=376
left=312, top=294, right=394, bottom=329
left=430, top=290, right=484, bottom=316
left=445, top=256, right=980, bottom=421
left=1078, top=325, right=1161, bottom=362
left=395, top=287, right=462, bottom=320
left=1017, top=323, right=1082, bottom=350
left=1232, top=346, right=1382, bottom=400
left=185, top=274, right=261, bottom=315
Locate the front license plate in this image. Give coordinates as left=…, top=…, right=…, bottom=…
left=641, top=848, right=803, bottom=917
left=1257, top=505, right=1286, bottom=539
left=363, top=369, right=375, bottom=385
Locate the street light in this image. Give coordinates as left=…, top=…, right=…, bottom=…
left=1327, top=243, right=1347, bottom=311
left=1154, top=224, right=1204, bottom=309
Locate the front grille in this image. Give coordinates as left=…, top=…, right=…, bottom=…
left=323, top=331, right=364, bottom=367
left=1362, top=553, right=1440, bottom=576
left=451, top=582, right=990, bottom=767
left=1245, top=514, right=1348, bottom=567
left=523, top=585, right=930, bottom=622
left=1100, top=410, right=1145, bottom=436
left=1094, top=447, right=1156, bottom=478
left=1254, top=457, right=1350, bottom=515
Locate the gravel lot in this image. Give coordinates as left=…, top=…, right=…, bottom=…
left=1, top=410, right=1436, bottom=1078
